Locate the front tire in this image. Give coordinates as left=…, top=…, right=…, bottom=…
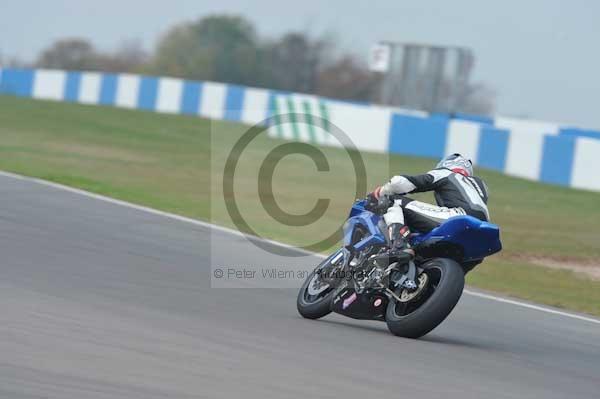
left=297, top=254, right=342, bottom=319
left=296, top=270, right=335, bottom=319
left=385, top=258, right=464, bottom=338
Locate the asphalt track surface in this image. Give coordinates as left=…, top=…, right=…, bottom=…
left=0, top=173, right=599, bottom=399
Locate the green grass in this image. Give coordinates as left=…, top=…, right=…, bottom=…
left=1, top=95, right=599, bottom=316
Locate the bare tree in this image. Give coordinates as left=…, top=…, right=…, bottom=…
left=152, top=14, right=260, bottom=84
left=36, top=38, right=98, bottom=70
left=316, top=55, right=375, bottom=101
left=96, top=39, right=149, bottom=73
left=261, top=32, right=332, bottom=93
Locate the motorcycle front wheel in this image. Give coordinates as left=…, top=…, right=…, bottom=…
left=297, top=253, right=343, bottom=319
left=385, top=258, right=464, bottom=338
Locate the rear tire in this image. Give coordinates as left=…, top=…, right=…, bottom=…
left=385, top=258, right=464, bottom=338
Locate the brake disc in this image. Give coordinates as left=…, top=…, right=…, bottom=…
left=398, top=272, right=429, bottom=303
left=307, top=274, right=330, bottom=296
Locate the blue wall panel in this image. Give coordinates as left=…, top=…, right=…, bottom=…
left=477, top=127, right=509, bottom=171
left=540, top=136, right=576, bottom=186
left=559, top=128, right=600, bottom=140
left=453, top=112, right=494, bottom=125
left=64, top=71, right=81, bottom=102
left=99, top=74, right=117, bottom=105
left=137, top=76, right=159, bottom=110
left=0, top=68, right=34, bottom=96
left=388, top=114, right=448, bottom=158
left=180, top=81, right=202, bottom=115
left=224, top=85, right=245, bottom=121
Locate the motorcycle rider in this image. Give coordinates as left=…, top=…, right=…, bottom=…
left=368, top=153, right=489, bottom=262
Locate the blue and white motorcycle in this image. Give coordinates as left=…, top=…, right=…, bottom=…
left=297, top=196, right=502, bottom=338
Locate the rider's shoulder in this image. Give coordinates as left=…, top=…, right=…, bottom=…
left=427, top=168, right=453, bottom=182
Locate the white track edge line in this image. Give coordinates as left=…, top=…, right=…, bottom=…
left=463, top=290, right=600, bottom=324
left=1, top=170, right=599, bottom=326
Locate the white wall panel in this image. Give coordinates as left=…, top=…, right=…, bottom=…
left=327, top=101, right=390, bottom=153
left=78, top=72, right=101, bottom=104
left=571, top=137, right=600, bottom=191
left=445, top=120, right=481, bottom=164
left=496, top=117, right=559, bottom=180
left=156, top=77, right=183, bottom=114
left=32, top=69, right=66, bottom=100
left=115, top=74, right=140, bottom=108
left=241, top=88, right=270, bottom=125
left=199, top=82, right=226, bottom=120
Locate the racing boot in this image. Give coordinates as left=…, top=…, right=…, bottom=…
left=388, top=223, right=415, bottom=264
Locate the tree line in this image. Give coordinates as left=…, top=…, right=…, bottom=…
left=19, top=14, right=494, bottom=114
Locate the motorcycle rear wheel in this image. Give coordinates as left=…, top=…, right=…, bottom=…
left=385, top=258, right=464, bottom=338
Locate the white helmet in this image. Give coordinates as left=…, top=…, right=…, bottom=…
left=436, top=153, right=473, bottom=176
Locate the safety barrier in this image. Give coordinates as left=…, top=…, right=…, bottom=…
left=271, top=93, right=600, bottom=191
left=0, top=68, right=273, bottom=126
left=1, top=67, right=598, bottom=192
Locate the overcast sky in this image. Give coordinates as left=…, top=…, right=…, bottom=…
left=2, top=0, right=598, bottom=128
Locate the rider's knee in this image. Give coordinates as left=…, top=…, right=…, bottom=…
left=384, top=206, right=405, bottom=225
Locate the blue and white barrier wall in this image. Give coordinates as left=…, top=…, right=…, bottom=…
left=0, top=68, right=272, bottom=126
left=392, top=115, right=600, bottom=191
left=272, top=93, right=600, bottom=191
left=1, top=67, right=598, bottom=192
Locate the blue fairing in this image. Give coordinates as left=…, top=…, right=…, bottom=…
left=344, top=200, right=501, bottom=263
left=344, top=200, right=386, bottom=251
left=411, top=216, right=502, bottom=261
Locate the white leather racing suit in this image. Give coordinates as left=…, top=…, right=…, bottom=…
left=380, top=168, right=490, bottom=233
